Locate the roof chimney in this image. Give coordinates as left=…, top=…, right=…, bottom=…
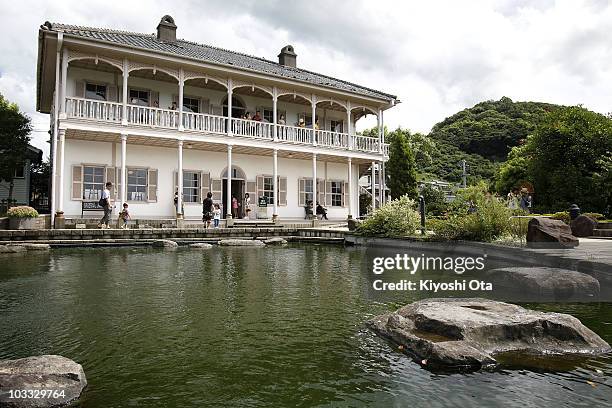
left=157, top=15, right=177, bottom=42
left=278, top=45, right=297, bottom=67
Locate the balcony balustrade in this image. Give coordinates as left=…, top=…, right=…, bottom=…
left=64, top=96, right=388, bottom=156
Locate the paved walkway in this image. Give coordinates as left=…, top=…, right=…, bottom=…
left=521, top=238, right=612, bottom=270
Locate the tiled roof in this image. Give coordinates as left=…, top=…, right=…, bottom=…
left=42, top=22, right=396, bottom=101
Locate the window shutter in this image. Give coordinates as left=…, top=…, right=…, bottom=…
left=200, top=172, right=210, bottom=203
left=147, top=169, right=158, bottom=202
left=150, top=91, right=159, bottom=107
left=246, top=181, right=256, bottom=198
left=201, top=99, right=210, bottom=114
left=317, top=179, right=325, bottom=206
left=279, top=176, right=287, bottom=206
left=173, top=170, right=178, bottom=196
left=105, top=167, right=116, bottom=199
left=107, top=85, right=118, bottom=102
left=256, top=175, right=264, bottom=205
left=298, top=178, right=305, bottom=207
left=211, top=178, right=222, bottom=202
left=75, top=81, right=85, bottom=98
left=326, top=181, right=333, bottom=206
left=342, top=182, right=349, bottom=207
left=71, top=165, right=83, bottom=200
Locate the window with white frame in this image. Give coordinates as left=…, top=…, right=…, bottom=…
left=183, top=97, right=200, bottom=113
left=331, top=181, right=343, bottom=207
left=301, top=179, right=313, bottom=204
left=127, top=168, right=148, bottom=201
left=262, top=108, right=273, bottom=123
left=183, top=171, right=200, bottom=203
left=85, top=83, right=107, bottom=101
left=262, top=176, right=274, bottom=204
left=129, top=89, right=149, bottom=106
left=83, top=166, right=105, bottom=200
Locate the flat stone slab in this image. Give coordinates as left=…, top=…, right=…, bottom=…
left=218, top=239, right=265, bottom=247
left=0, top=245, right=27, bottom=254
left=0, top=355, right=87, bottom=407
left=189, top=243, right=213, bottom=249
left=487, top=267, right=600, bottom=301
left=151, top=239, right=178, bottom=249
left=263, top=237, right=287, bottom=245
left=20, top=244, right=51, bottom=251
left=367, top=298, right=610, bottom=371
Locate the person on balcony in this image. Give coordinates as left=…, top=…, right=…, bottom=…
left=253, top=110, right=262, bottom=121
left=297, top=117, right=305, bottom=128
left=169, top=101, right=177, bottom=110
left=314, top=118, right=320, bottom=130
left=278, top=114, right=286, bottom=125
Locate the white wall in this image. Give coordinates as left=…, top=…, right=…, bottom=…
left=61, top=139, right=353, bottom=219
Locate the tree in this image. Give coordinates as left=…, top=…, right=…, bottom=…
left=524, top=106, right=612, bottom=213
left=494, top=145, right=530, bottom=194
left=386, top=130, right=417, bottom=199
left=0, top=94, right=32, bottom=206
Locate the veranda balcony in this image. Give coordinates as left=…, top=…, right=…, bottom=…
left=64, top=96, right=388, bottom=156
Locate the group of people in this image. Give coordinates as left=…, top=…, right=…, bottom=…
left=304, top=200, right=328, bottom=220
left=97, top=181, right=131, bottom=229
left=507, top=187, right=532, bottom=212
left=200, top=192, right=252, bottom=228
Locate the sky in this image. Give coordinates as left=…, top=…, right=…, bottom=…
left=1, top=0, right=611, bottom=157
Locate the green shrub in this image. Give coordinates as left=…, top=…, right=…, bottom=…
left=6, top=206, right=39, bottom=218
left=550, top=211, right=570, bottom=224
left=583, top=212, right=604, bottom=221
left=430, top=183, right=513, bottom=242
left=357, top=195, right=420, bottom=237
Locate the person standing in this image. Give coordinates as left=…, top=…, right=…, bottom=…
left=244, top=193, right=251, bottom=219
left=202, top=192, right=214, bottom=228
left=232, top=196, right=239, bottom=219
left=213, top=204, right=221, bottom=228
left=98, top=182, right=113, bottom=229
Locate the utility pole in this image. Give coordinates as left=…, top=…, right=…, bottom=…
left=460, top=160, right=468, bottom=188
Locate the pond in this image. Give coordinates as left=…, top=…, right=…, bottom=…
left=0, top=244, right=611, bottom=407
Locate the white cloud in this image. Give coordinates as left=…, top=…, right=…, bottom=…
left=0, top=0, right=610, bottom=157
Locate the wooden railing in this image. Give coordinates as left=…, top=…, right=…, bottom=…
left=183, top=112, right=226, bottom=134
left=65, top=97, right=122, bottom=123
left=64, top=97, right=388, bottom=155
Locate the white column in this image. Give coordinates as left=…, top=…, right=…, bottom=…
left=51, top=35, right=62, bottom=225
left=371, top=161, right=376, bottom=211
left=377, top=109, right=382, bottom=153
left=273, top=149, right=278, bottom=218
left=122, top=58, right=129, bottom=125
left=381, top=161, right=386, bottom=204
left=378, top=161, right=384, bottom=206
left=57, top=129, right=66, bottom=213
left=178, top=68, right=184, bottom=131
left=227, top=78, right=233, bottom=136
left=226, top=145, right=233, bottom=218
left=312, top=153, right=317, bottom=207
left=346, top=101, right=352, bottom=150
left=311, top=94, right=317, bottom=146
left=120, top=134, right=127, bottom=205
left=177, top=140, right=183, bottom=217
left=379, top=109, right=384, bottom=154
left=60, top=48, right=68, bottom=115
left=272, top=87, right=278, bottom=141
left=347, top=157, right=353, bottom=218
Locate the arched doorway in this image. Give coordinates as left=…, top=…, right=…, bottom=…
left=222, top=96, right=246, bottom=118
left=221, top=166, right=246, bottom=218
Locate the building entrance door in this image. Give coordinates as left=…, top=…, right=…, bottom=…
left=222, top=179, right=245, bottom=219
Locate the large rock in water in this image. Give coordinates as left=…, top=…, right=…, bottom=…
left=152, top=239, right=178, bottom=249
left=527, top=217, right=579, bottom=248
left=570, top=215, right=598, bottom=237
left=0, top=355, right=87, bottom=407
left=218, top=239, right=265, bottom=247
left=486, top=267, right=600, bottom=301
left=367, top=298, right=610, bottom=370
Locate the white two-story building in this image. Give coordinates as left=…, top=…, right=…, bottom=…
left=36, top=15, right=397, bottom=225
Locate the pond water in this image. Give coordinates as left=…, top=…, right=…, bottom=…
left=0, top=244, right=611, bottom=407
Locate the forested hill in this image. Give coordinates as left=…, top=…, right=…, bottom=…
left=420, top=97, right=561, bottom=183
left=429, top=97, right=559, bottom=161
